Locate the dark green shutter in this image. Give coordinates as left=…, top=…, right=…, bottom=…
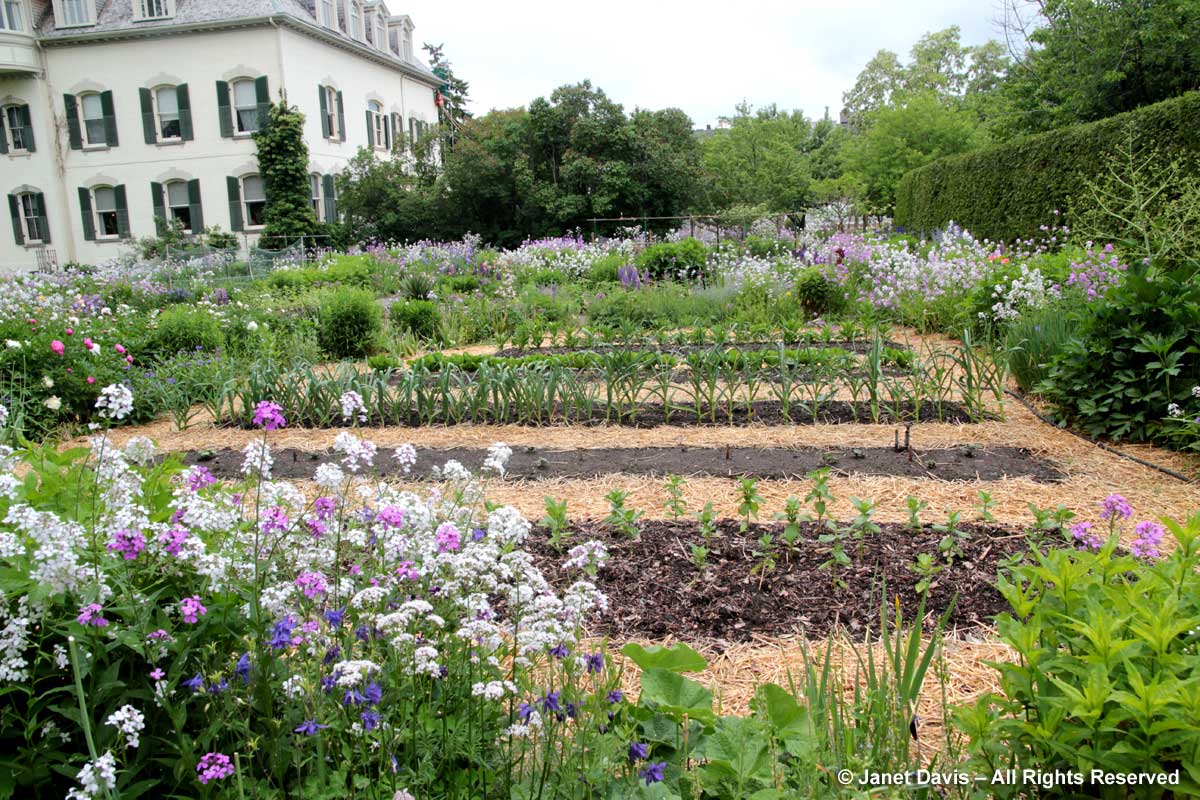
left=140, top=88, right=157, bottom=144
left=7, top=195, right=21, bottom=245
left=336, top=91, right=345, bottom=142
left=187, top=179, right=203, bottom=231
left=64, top=94, right=82, bottom=150
left=226, top=176, right=243, bottom=232
left=100, top=91, right=118, bottom=147
left=383, top=114, right=391, bottom=150
left=365, top=109, right=374, bottom=147
left=322, top=174, right=336, bottom=223
left=78, top=187, right=95, bottom=241
left=19, top=106, right=34, bottom=153
left=114, top=185, right=130, bottom=238
left=319, top=87, right=330, bottom=138
left=408, top=117, right=415, bottom=147
left=33, top=193, right=49, bottom=244
left=390, top=113, right=400, bottom=151
left=177, top=84, right=192, bottom=140
left=254, top=76, right=270, bottom=130
left=216, top=81, right=233, bottom=138
left=0, top=112, right=7, bottom=154
left=151, top=181, right=166, bottom=235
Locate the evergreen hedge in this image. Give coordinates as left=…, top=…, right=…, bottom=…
left=894, top=92, right=1200, bottom=242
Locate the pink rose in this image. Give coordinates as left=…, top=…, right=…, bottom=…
left=50, top=340, right=65, bottom=356
left=114, top=344, right=126, bottom=354
left=65, top=328, right=74, bottom=336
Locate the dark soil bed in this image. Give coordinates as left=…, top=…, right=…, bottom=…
left=241, top=400, right=985, bottom=429
left=530, top=519, right=1025, bottom=642
left=180, top=444, right=1060, bottom=483
left=494, top=340, right=909, bottom=358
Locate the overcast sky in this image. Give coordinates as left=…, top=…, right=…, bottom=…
left=402, top=0, right=1006, bottom=128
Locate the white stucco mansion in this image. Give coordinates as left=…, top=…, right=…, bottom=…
left=0, top=0, right=442, bottom=271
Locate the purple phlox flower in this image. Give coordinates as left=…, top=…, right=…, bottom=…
left=376, top=505, right=406, bottom=528
left=76, top=603, right=109, bottom=627
left=1100, top=494, right=1133, bottom=521
left=395, top=561, right=420, bottom=581
left=196, top=752, right=235, bottom=784
left=147, top=628, right=173, bottom=642
left=628, top=741, right=649, bottom=762
left=314, top=496, right=336, bottom=519
left=294, top=719, right=329, bottom=736
left=107, top=528, right=146, bottom=560
left=186, top=466, right=216, bottom=492
left=180, top=595, right=207, bottom=624
left=1131, top=520, right=1166, bottom=560
left=260, top=506, right=289, bottom=535
left=640, top=761, right=666, bottom=785
left=150, top=667, right=165, bottom=680
left=160, top=526, right=189, bottom=557
left=294, top=571, right=327, bottom=599
left=252, top=400, right=286, bottom=430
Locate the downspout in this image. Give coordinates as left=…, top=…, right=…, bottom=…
left=34, top=35, right=78, bottom=266
left=269, top=15, right=286, bottom=100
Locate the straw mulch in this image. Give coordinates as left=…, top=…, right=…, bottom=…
left=598, top=630, right=1014, bottom=757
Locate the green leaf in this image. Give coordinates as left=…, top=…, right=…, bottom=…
left=638, top=667, right=714, bottom=723
left=622, top=642, right=708, bottom=673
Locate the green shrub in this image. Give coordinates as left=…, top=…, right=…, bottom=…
left=316, top=288, right=382, bottom=358
left=895, top=91, right=1200, bottom=241
left=636, top=239, right=709, bottom=282
left=586, top=253, right=622, bottom=284
left=792, top=269, right=835, bottom=317
left=440, top=274, right=481, bottom=294
left=389, top=299, right=440, bottom=341
left=745, top=235, right=789, bottom=258
left=956, top=513, right=1200, bottom=798
left=367, top=353, right=401, bottom=371
left=149, top=307, right=224, bottom=358
left=401, top=273, right=435, bottom=301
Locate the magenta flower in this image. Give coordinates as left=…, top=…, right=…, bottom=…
left=252, top=400, right=286, bottom=430
left=186, top=466, right=216, bottom=492
left=160, top=526, right=189, bottom=557
left=435, top=522, right=461, bottom=553
left=107, top=529, right=146, bottom=561
left=1130, top=521, right=1165, bottom=560
left=114, top=344, right=126, bottom=354
left=1100, top=494, right=1133, bottom=521
left=376, top=505, right=406, bottom=528
left=294, top=572, right=328, bottom=599
left=50, top=340, right=65, bottom=356
left=150, top=667, right=165, bottom=680
left=196, top=752, right=235, bottom=784
left=260, top=505, right=289, bottom=535
left=1070, top=521, right=1102, bottom=552
left=180, top=595, right=207, bottom=624
left=76, top=603, right=108, bottom=627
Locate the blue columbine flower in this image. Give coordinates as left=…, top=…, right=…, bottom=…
left=550, top=643, right=570, bottom=659
left=585, top=652, right=604, bottom=673
left=361, top=710, right=380, bottom=731
left=320, top=674, right=336, bottom=693
left=540, top=690, right=562, bottom=714
left=234, top=652, right=251, bottom=683
left=324, top=606, right=346, bottom=628
left=182, top=673, right=205, bottom=692
left=343, top=688, right=365, bottom=707
left=628, top=741, right=648, bottom=763
left=206, top=677, right=229, bottom=694
left=294, top=719, right=329, bottom=736
left=268, top=616, right=296, bottom=650
left=364, top=681, right=383, bottom=706
left=323, top=645, right=341, bottom=666
left=606, top=689, right=624, bottom=704
left=516, top=702, right=534, bottom=723
left=640, top=761, right=666, bottom=785
left=354, top=624, right=370, bottom=642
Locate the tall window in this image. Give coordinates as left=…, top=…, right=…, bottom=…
left=374, top=13, right=387, bottom=51
left=241, top=175, right=266, bottom=228
left=2, top=105, right=29, bottom=152
left=321, top=0, right=336, bottom=28
left=232, top=79, right=259, bottom=133
left=59, top=0, right=91, bottom=26
left=16, top=193, right=45, bottom=244
left=92, top=186, right=121, bottom=238
left=402, top=31, right=413, bottom=62
left=1, top=0, right=23, bottom=31
left=368, top=101, right=385, bottom=150
left=323, top=86, right=339, bottom=139
left=349, top=1, right=362, bottom=40
left=310, top=173, right=323, bottom=222
left=156, top=86, right=181, bottom=139
left=139, top=0, right=171, bottom=19
left=80, top=92, right=107, bottom=146
left=164, top=180, right=192, bottom=231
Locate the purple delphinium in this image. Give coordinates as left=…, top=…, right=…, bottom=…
left=1130, top=521, right=1165, bottom=560
left=640, top=761, right=666, bottom=785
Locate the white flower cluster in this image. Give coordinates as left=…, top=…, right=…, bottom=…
left=393, top=444, right=418, bottom=475
left=338, top=391, right=368, bottom=424
left=334, top=431, right=377, bottom=473
left=95, top=384, right=134, bottom=421
left=241, top=440, right=273, bottom=478
left=123, top=436, right=157, bottom=466
left=105, top=704, right=145, bottom=748
left=332, top=659, right=381, bottom=687
left=563, top=540, right=609, bottom=573
left=0, top=595, right=33, bottom=682
left=986, top=264, right=1060, bottom=322
left=66, top=751, right=117, bottom=799
left=482, top=442, right=512, bottom=477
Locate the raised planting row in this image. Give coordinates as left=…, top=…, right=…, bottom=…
left=181, top=444, right=1062, bottom=482
left=529, top=517, right=1027, bottom=641
left=222, top=351, right=1006, bottom=428
left=492, top=338, right=911, bottom=358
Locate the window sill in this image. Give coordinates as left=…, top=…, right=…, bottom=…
left=22, top=242, right=45, bottom=249
left=92, top=236, right=126, bottom=244
left=132, top=16, right=175, bottom=22
left=156, top=138, right=184, bottom=147
left=233, top=131, right=257, bottom=139
left=5, top=151, right=31, bottom=159
left=82, top=144, right=110, bottom=152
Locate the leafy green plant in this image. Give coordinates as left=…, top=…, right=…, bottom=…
left=389, top=299, right=441, bottom=342
left=908, top=552, right=944, bottom=597
left=663, top=475, right=688, bottom=520
left=906, top=495, right=928, bottom=532
left=146, top=307, right=224, bottom=358
left=604, top=489, right=642, bottom=538
left=541, top=496, right=570, bottom=551
left=737, top=476, right=763, bottom=532
left=316, top=287, right=381, bottom=359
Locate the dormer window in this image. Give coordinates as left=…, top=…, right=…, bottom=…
left=54, top=0, right=96, bottom=27
left=134, top=0, right=173, bottom=20
left=320, top=0, right=336, bottom=28
left=374, top=13, right=387, bottom=51
left=348, top=1, right=363, bottom=41
left=0, top=0, right=24, bottom=32
left=402, top=30, right=412, bottom=62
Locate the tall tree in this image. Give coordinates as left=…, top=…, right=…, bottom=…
left=700, top=104, right=815, bottom=211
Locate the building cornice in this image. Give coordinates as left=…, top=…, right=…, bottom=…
left=37, top=14, right=442, bottom=88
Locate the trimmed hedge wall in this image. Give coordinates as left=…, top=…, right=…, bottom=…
left=894, top=92, right=1200, bottom=242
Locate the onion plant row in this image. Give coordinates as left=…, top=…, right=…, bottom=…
left=218, top=337, right=1007, bottom=429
